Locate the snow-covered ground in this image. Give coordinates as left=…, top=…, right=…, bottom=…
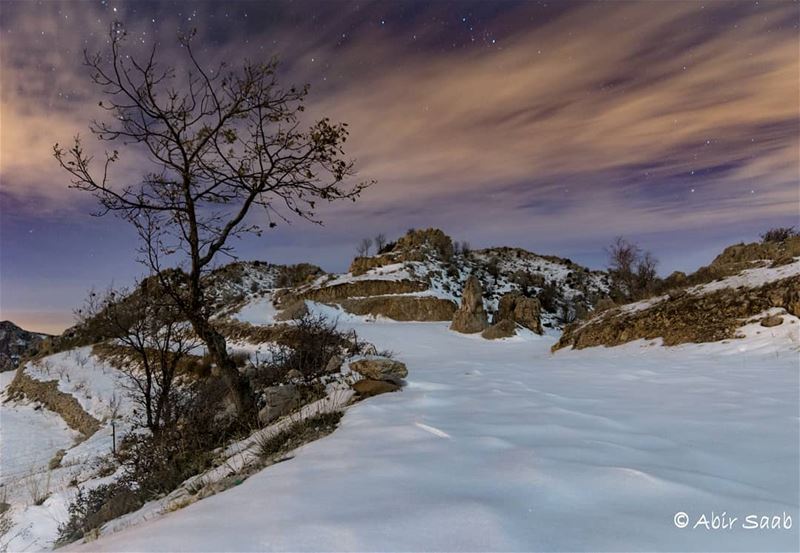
left=1, top=350, right=136, bottom=552
left=230, top=295, right=279, bottom=326
left=71, top=311, right=800, bottom=552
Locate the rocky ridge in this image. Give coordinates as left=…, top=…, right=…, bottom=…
left=554, top=249, right=800, bottom=350
left=0, top=320, right=50, bottom=372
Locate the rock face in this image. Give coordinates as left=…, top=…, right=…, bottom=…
left=394, top=228, right=454, bottom=261
left=495, top=293, right=543, bottom=334
left=349, top=357, right=408, bottom=383
left=340, top=296, right=457, bottom=321
left=280, top=279, right=426, bottom=305
left=258, top=385, right=303, bottom=425
left=554, top=275, right=800, bottom=351
left=760, top=315, right=784, bottom=328
left=8, top=371, right=100, bottom=436
left=352, top=379, right=400, bottom=397
left=0, top=321, right=49, bottom=372
left=679, top=237, right=800, bottom=288
left=481, top=319, right=517, bottom=340
left=450, top=275, right=488, bottom=334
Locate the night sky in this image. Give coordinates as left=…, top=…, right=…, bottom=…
left=1, top=0, right=798, bottom=333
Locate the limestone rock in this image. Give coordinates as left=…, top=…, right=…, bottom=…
left=325, top=355, right=343, bottom=374
left=340, top=296, right=457, bottom=321
left=258, top=385, right=303, bottom=425
left=481, top=319, right=517, bottom=340
left=349, top=255, right=395, bottom=276
left=553, top=275, right=800, bottom=351
left=450, top=275, right=488, bottom=334
left=760, top=315, right=783, bottom=328
left=349, top=357, right=408, bottom=383
left=352, top=379, right=401, bottom=397
left=495, top=292, right=543, bottom=334
left=282, top=279, right=426, bottom=305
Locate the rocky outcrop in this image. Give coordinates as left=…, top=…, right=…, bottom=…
left=494, top=293, right=543, bottom=334
left=339, top=296, right=457, bottom=321
left=682, top=237, right=800, bottom=287
left=394, top=228, right=454, bottom=261
left=450, top=275, right=488, bottom=333
left=349, top=256, right=395, bottom=276
left=481, top=319, right=517, bottom=340
left=349, top=357, right=408, bottom=383
left=553, top=275, right=800, bottom=351
left=258, top=385, right=304, bottom=425
left=760, top=315, right=783, bottom=328
left=0, top=321, right=49, bottom=371
left=281, top=279, right=427, bottom=305
left=352, top=379, right=401, bottom=397
left=8, top=370, right=100, bottom=436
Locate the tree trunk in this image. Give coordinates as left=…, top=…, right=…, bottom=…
left=191, top=317, right=256, bottom=421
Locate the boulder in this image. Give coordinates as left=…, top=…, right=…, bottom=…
left=274, top=300, right=308, bottom=321
left=450, top=275, right=488, bottom=333
left=325, top=354, right=344, bottom=374
left=285, top=369, right=304, bottom=381
left=495, top=292, right=543, bottom=334
left=352, top=379, right=401, bottom=397
left=258, top=385, right=303, bottom=425
left=481, top=319, right=517, bottom=340
left=760, top=315, right=784, bottom=328
left=349, top=357, right=408, bottom=383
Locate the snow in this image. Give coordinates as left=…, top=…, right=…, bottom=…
left=0, top=403, right=79, bottom=488
left=691, top=257, right=800, bottom=294
left=24, top=347, right=132, bottom=421
left=231, top=295, right=279, bottom=326
left=0, top=350, right=138, bottom=552
left=73, top=315, right=799, bottom=552
left=616, top=258, right=800, bottom=316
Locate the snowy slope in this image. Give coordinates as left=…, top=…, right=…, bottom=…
left=1, top=350, right=136, bottom=552
left=0, top=372, right=79, bottom=487
left=73, top=313, right=799, bottom=552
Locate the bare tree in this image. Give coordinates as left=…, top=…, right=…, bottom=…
left=357, top=237, right=373, bottom=257
left=634, top=251, right=659, bottom=297
left=54, top=25, right=370, bottom=419
left=761, top=226, right=798, bottom=243
left=374, top=233, right=387, bottom=253
left=76, top=282, right=199, bottom=433
left=606, top=237, right=659, bottom=301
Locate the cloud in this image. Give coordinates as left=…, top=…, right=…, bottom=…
left=0, top=0, right=797, bottom=240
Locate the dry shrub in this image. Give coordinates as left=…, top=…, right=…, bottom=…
left=761, top=226, right=798, bottom=243
left=256, top=411, right=343, bottom=459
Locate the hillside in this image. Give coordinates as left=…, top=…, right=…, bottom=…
left=1, top=233, right=798, bottom=552
left=555, top=240, right=800, bottom=350
left=64, top=296, right=800, bottom=552
left=280, top=228, right=609, bottom=330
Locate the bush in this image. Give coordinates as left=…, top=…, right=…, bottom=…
left=761, top=226, right=797, bottom=243
left=57, top=482, right=141, bottom=545
left=57, top=378, right=236, bottom=545
left=537, top=282, right=562, bottom=313
left=252, top=314, right=354, bottom=386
